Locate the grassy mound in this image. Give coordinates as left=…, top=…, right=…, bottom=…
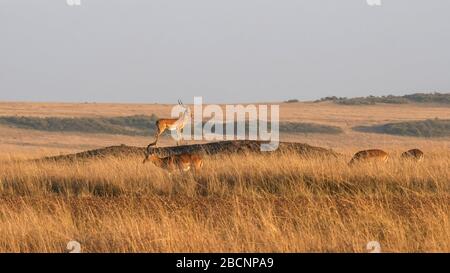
left=0, top=116, right=343, bottom=136
left=353, top=119, right=450, bottom=137
left=0, top=115, right=159, bottom=136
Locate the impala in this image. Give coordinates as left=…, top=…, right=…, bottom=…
left=147, top=100, right=190, bottom=149
left=143, top=149, right=204, bottom=172
left=401, top=149, right=424, bottom=162
left=349, top=149, right=389, bottom=165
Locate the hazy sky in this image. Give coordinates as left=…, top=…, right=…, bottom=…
left=1, top=0, right=450, bottom=103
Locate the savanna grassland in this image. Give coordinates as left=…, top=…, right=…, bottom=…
left=0, top=101, right=449, bottom=252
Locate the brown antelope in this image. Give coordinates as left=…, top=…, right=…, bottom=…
left=147, top=100, right=190, bottom=149
left=401, top=149, right=424, bottom=162
left=143, top=149, right=203, bottom=172
left=349, top=149, right=389, bottom=166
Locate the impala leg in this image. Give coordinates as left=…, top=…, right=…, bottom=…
left=180, top=127, right=185, bottom=145
left=145, top=130, right=162, bottom=163
left=150, top=129, right=163, bottom=148
left=176, top=128, right=182, bottom=146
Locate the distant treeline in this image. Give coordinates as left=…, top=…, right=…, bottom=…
left=0, top=115, right=343, bottom=136
left=314, top=92, right=450, bottom=105
left=353, top=119, right=450, bottom=138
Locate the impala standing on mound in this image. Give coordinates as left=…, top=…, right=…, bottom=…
left=349, top=149, right=389, bottom=165
left=401, top=149, right=424, bottom=162
left=147, top=100, right=190, bottom=149
left=143, top=149, right=204, bottom=173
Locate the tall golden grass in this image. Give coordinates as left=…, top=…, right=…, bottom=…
left=0, top=150, right=448, bottom=252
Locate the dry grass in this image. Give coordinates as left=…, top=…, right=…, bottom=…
left=0, top=101, right=448, bottom=252
left=0, top=150, right=448, bottom=253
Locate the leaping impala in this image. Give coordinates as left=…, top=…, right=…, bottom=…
left=147, top=100, right=190, bottom=149
left=143, top=148, right=204, bottom=173
left=348, top=149, right=389, bottom=166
